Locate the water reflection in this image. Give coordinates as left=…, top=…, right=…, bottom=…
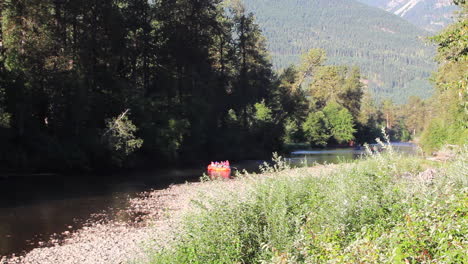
left=0, top=170, right=201, bottom=257
left=288, top=148, right=363, bottom=166
left=287, top=142, right=417, bottom=167
left=208, top=170, right=231, bottom=179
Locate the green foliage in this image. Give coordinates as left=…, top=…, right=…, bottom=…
left=307, top=65, right=364, bottom=117
left=302, top=111, right=330, bottom=146
left=242, top=0, right=437, bottom=103
left=0, top=0, right=290, bottom=170
left=431, top=18, right=467, bottom=63
left=421, top=117, right=468, bottom=152
left=308, top=66, right=344, bottom=107
left=146, top=150, right=468, bottom=264
left=286, top=49, right=370, bottom=146
left=401, top=96, right=429, bottom=137
left=253, top=100, right=273, bottom=122
left=295, top=48, right=327, bottom=89
left=103, top=111, right=143, bottom=166
left=153, top=118, right=190, bottom=162
left=282, top=118, right=304, bottom=144
left=323, top=102, right=356, bottom=143
left=421, top=1, right=468, bottom=152
left=0, top=111, right=9, bottom=128
left=299, top=48, right=327, bottom=71
left=395, top=121, right=411, bottom=142
left=0, top=86, right=9, bottom=128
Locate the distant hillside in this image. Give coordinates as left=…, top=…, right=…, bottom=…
left=357, top=0, right=458, bottom=32
left=242, top=0, right=437, bottom=103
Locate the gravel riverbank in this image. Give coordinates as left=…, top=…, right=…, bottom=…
left=0, top=178, right=249, bottom=264
left=1, top=165, right=333, bottom=264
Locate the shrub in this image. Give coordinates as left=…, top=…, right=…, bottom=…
left=145, top=149, right=467, bottom=264
left=102, top=110, right=143, bottom=166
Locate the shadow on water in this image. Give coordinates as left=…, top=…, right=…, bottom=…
left=0, top=169, right=202, bottom=257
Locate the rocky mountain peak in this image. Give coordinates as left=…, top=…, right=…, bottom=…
left=357, top=0, right=458, bottom=31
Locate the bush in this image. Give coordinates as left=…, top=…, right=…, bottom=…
left=302, top=111, right=330, bottom=146
left=421, top=117, right=468, bottom=152
left=146, top=149, right=467, bottom=264
left=102, top=110, right=143, bottom=166
left=323, top=102, right=356, bottom=144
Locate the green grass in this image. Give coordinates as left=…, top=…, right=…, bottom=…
left=145, top=148, right=467, bottom=263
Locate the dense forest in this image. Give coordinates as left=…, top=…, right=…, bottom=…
left=242, top=0, right=437, bottom=103
left=0, top=0, right=294, bottom=171
left=0, top=0, right=463, bottom=173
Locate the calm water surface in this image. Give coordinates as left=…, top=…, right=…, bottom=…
left=287, top=142, right=417, bottom=166
left=0, top=143, right=416, bottom=257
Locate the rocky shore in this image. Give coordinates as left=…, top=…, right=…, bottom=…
left=1, top=179, right=246, bottom=264
left=1, top=164, right=331, bottom=264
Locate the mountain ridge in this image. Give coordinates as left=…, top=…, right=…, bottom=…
left=242, top=0, right=437, bottom=103
left=356, top=0, right=458, bottom=32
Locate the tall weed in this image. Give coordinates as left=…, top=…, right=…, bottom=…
left=146, top=146, right=467, bottom=264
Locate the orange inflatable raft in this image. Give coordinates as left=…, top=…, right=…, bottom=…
left=207, top=165, right=231, bottom=172
left=207, top=161, right=231, bottom=172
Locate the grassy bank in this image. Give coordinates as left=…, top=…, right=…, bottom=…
left=143, top=147, right=467, bottom=263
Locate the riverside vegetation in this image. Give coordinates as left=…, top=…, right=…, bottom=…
left=0, top=0, right=390, bottom=171
left=0, top=0, right=461, bottom=172
left=0, top=0, right=466, bottom=263
left=144, top=141, right=467, bottom=264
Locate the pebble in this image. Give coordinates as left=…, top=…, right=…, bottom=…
left=0, top=178, right=251, bottom=264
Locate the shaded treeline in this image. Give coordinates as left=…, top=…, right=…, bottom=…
left=0, top=0, right=449, bottom=173
left=0, top=0, right=302, bottom=171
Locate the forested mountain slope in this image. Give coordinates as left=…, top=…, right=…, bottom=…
left=242, top=0, right=437, bottom=102
left=357, top=0, right=458, bottom=32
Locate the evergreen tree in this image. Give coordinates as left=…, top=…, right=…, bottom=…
left=0, top=0, right=287, bottom=170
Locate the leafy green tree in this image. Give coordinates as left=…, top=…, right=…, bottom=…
left=306, top=60, right=364, bottom=117
left=302, top=111, right=330, bottom=146
left=283, top=118, right=304, bottom=144
left=0, top=0, right=349, bottom=171
left=274, top=66, right=308, bottom=144
left=341, top=67, right=364, bottom=120
left=355, top=88, right=382, bottom=144
left=295, top=48, right=327, bottom=90
left=401, top=96, right=429, bottom=137
left=309, top=66, right=344, bottom=108
left=421, top=0, right=468, bottom=151
left=323, top=103, right=356, bottom=144
left=254, top=100, right=273, bottom=122
left=230, top=0, right=274, bottom=128
left=381, top=99, right=397, bottom=130
left=357, top=88, right=380, bottom=127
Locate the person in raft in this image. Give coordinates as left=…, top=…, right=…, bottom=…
left=209, top=161, right=230, bottom=169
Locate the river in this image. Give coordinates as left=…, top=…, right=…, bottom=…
left=0, top=143, right=416, bottom=257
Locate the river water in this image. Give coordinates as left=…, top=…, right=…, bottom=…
left=0, top=143, right=416, bottom=257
